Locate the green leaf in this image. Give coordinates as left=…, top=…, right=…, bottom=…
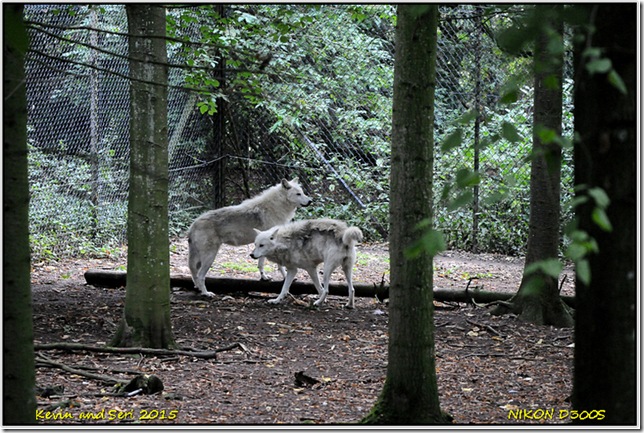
left=586, top=58, right=612, bottom=74
left=576, top=259, right=591, bottom=286
left=535, top=125, right=557, bottom=144
left=568, top=229, right=588, bottom=243
left=543, top=74, right=560, bottom=90
left=499, top=88, right=519, bottom=104
left=501, top=122, right=523, bottom=143
left=588, top=187, right=610, bottom=208
left=496, top=26, right=529, bottom=55
left=457, top=109, right=480, bottom=125
left=440, top=129, right=463, bottom=152
left=268, top=120, right=283, bottom=134
left=591, top=208, right=613, bottom=232
left=440, top=184, right=452, bottom=201
left=413, top=218, right=432, bottom=230
left=524, top=258, right=563, bottom=279
left=608, top=69, right=628, bottom=95
left=482, top=190, right=507, bottom=206
left=350, top=11, right=367, bottom=22
left=455, top=169, right=480, bottom=188
left=404, top=228, right=446, bottom=259
left=447, top=191, right=473, bottom=211
left=565, top=243, right=586, bottom=262
left=408, top=5, right=431, bottom=18
left=520, top=278, right=542, bottom=296
left=582, top=47, right=602, bottom=59
left=568, top=195, right=589, bottom=209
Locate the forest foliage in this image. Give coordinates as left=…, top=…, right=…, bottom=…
left=24, top=4, right=575, bottom=261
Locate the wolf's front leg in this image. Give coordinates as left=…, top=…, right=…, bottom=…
left=268, top=268, right=297, bottom=304
left=258, top=256, right=272, bottom=281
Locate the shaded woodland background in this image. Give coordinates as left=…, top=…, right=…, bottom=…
left=25, top=4, right=574, bottom=260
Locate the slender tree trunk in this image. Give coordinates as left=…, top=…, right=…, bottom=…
left=112, top=5, right=175, bottom=349
left=89, top=7, right=100, bottom=239
left=210, top=3, right=227, bottom=209
left=362, top=5, right=450, bottom=424
left=3, top=4, right=37, bottom=424
left=572, top=4, right=636, bottom=425
left=491, top=6, right=573, bottom=327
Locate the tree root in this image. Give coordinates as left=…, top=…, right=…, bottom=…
left=489, top=295, right=575, bottom=328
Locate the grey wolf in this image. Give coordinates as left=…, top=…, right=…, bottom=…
left=188, top=178, right=312, bottom=297
left=250, top=218, right=363, bottom=308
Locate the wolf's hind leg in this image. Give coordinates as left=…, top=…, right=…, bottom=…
left=314, top=263, right=336, bottom=307
left=342, top=258, right=355, bottom=309
left=268, top=268, right=297, bottom=304
left=189, top=242, right=220, bottom=298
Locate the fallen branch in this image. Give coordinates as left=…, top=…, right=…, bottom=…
left=84, top=270, right=575, bottom=307
left=36, top=355, right=166, bottom=396
left=37, top=356, right=142, bottom=376
left=36, top=354, right=129, bottom=385
left=465, top=318, right=503, bottom=337
left=559, top=274, right=568, bottom=293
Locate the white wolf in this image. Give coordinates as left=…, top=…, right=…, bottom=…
left=188, top=178, right=312, bottom=297
left=250, top=218, right=363, bottom=309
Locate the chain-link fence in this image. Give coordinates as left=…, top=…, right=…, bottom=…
left=24, top=4, right=574, bottom=260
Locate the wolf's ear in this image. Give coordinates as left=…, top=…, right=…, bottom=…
left=270, top=227, right=279, bottom=239
left=281, top=178, right=291, bottom=189
left=253, top=228, right=262, bottom=236
left=291, top=177, right=299, bottom=184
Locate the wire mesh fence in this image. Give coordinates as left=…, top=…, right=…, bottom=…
left=24, top=4, right=574, bottom=261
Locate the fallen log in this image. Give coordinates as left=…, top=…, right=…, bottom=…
left=84, top=269, right=389, bottom=299
left=84, top=269, right=575, bottom=307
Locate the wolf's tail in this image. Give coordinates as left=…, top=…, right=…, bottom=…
left=342, top=226, right=363, bottom=246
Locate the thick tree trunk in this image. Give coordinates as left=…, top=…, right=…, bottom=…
left=571, top=4, right=636, bottom=425
left=112, top=5, right=175, bottom=349
left=3, top=4, right=37, bottom=425
left=491, top=6, right=573, bottom=327
left=362, top=5, right=449, bottom=424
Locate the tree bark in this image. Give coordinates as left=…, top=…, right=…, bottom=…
left=492, top=6, right=573, bottom=327
left=112, top=5, right=175, bottom=349
left=3, top=4, right=37, bottom=425
left=571, top=4, right=637, bottom=425
left=362, top=5, right=450, bottom=424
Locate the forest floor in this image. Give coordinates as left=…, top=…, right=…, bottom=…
left=31, top=240, right=576, bottom=426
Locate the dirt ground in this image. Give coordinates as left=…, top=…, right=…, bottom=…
left=31, top=240, right=575, bottom=426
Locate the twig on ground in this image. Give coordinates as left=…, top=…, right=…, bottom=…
left=465, top=318, right=504, bottom=337
left=36, top=354, right=130, bottom=385
left=35, top=342, right=227, bottom=360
